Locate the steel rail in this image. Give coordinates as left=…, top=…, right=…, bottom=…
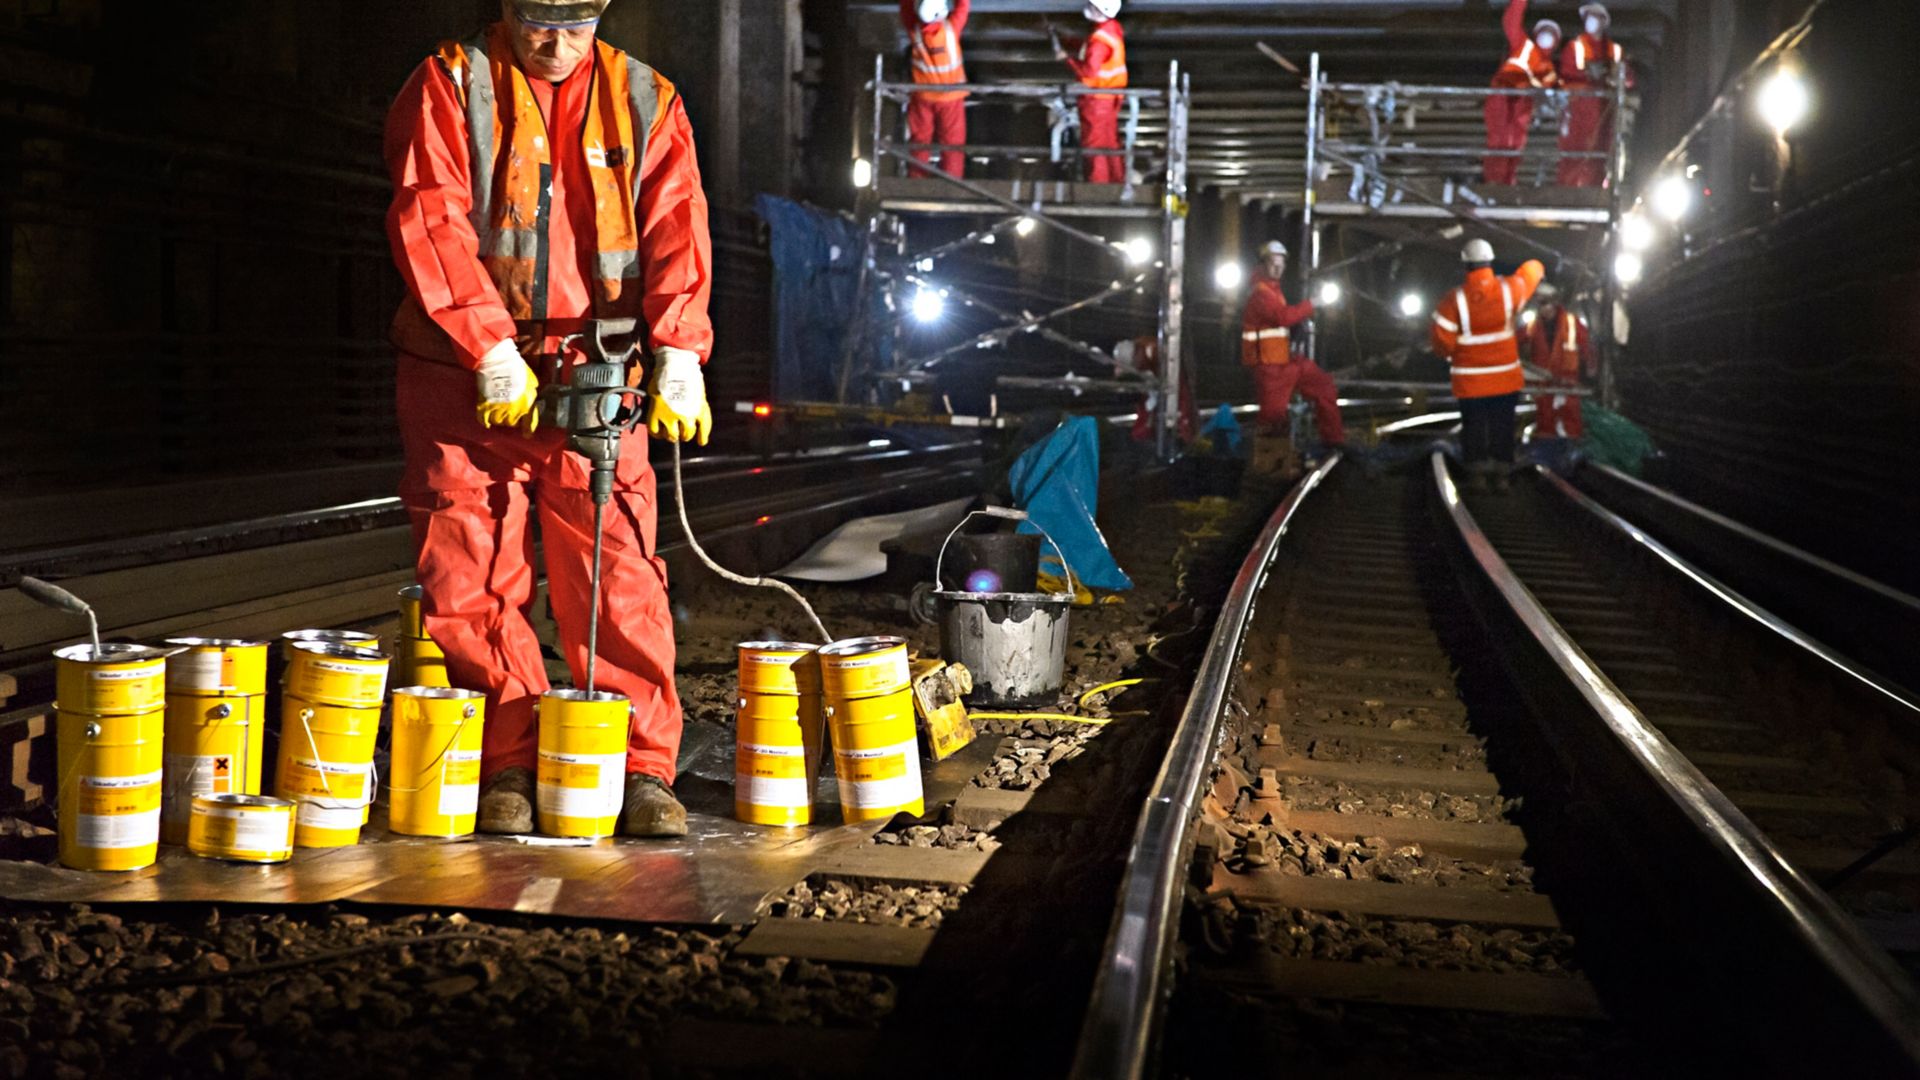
left=1068, top=454, right=1341, bottom=1080
left=1573, top=462, right=1920, bottom=696
left=1430, top=451, right=1920, bottom=1071
left=1539, top=466, right=1920, bottom=717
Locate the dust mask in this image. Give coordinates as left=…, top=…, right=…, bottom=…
left=1536, top=32, right=1555, bottom=49
left=1585, top=16, right=1603, bottom=36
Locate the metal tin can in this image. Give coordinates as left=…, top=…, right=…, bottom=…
left=283, top=641, right=390, bottom=709
left=397, top=584, right=426, bottom=639
left=56, top=708, right=164, bottom=871
left=161, top=638, right=269, bottom=696
left=536, top=689, right=628, bottom=838
left=825, top=688, right=924, bottom=823
left=388, top=687, right=486, bottom=838
left=818, top=636, right=911, bottom=701
left=273, top=693, right=379, bottom=847
left=187, top=793, right=295, bottom=863
left=161, top=692, right=265, bottom=845
left=737, top=641, right=822, bottom=696
left=54, top=643, right=170, bottom=716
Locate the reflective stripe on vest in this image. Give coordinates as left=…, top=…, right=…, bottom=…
left=1504, top=41, right=1547, bottom=87
left=438, top=27, right=663, bottom=324
left=1563, top=312, right=1579, bottom=355
left=1453, top=282, right=1516, bottom=347
left=1242, top=328, right=1288, bottom=343
left=1453, top=361, right=1524, bottom=376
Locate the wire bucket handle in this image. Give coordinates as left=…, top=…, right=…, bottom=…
left=934, top=507, right=1078, bottom=600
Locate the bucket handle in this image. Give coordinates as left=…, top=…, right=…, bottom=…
left=933, top=507, right=1078, bottom=600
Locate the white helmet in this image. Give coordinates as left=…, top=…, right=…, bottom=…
left=1084, top=0, right=1121, bottom=22
left=917, top=0, right=950, bottom=23
left=1261, top=240, right=1289, bottom=259
left=1113, top=339, right=1136, bottom=368
left=1461, top=238, right=1495, bottom=264
left=1579, top=3, right=1610, bottom=33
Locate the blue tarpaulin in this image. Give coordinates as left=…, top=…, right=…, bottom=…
left=753, top=195, right=878, bottom=401
left=1198, top=403, right=1245, bottom=456
left=1009, top=417, right=1133, bottom=592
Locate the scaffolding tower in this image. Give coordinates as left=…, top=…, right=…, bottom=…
left=848, top=59, right=1192, bottom=461
left=1293, top=52, right=1634, bottom=405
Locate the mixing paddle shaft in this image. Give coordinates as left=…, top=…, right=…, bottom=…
left=540, top=320, right=649, bottom=695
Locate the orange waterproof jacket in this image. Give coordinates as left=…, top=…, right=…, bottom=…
left=902, top=0, right=969, bottom=102
left=1066, top=19, right=1128, bottom=90
left=385, top=23, right=714, bottom=369
left=1430, top=261, right=1545, bottom=398
left=1525, top=305, right=1595, bottom=381
left=1491, top=0, right=1558, bottom=90
left=1240, top=276, right=1314, bottom=367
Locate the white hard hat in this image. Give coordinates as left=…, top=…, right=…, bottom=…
left=1261, top=240, right=1289, bottom=258
left=1579, top=4, right=1610, bottom=29
left=508, top=0, right=610, bottom=28
left=1084, top=0, right=1122, bottom=22
left=1532, top=281, right=1560, bottom=302
left=1532, top=19, right=1562, bottom=43
left=916, top=0, right=950, bottom=23
left=1461, top=238, right=1495, bottom=264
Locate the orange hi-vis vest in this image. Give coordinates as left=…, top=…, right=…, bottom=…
left=1495, top=38, right=1556, bottom=89
left=429, top=25, right=671, bottom=330
left=1568, top=34, right=1624, bottom=82
left=1430, top=263, right=1543, bottom=398
left=1549, top=310, right=1583, bottom=377
left=911, top=19, right=967, bottom=102
left=1080, top=21, right=1128, bottom=89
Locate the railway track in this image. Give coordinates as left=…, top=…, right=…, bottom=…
left=1074, top=452, right=1920, bottom=1077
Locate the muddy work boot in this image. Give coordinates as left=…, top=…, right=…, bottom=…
left=620, top=774, right=689, bottom=838
left=477, top=766, right=535, bottom=834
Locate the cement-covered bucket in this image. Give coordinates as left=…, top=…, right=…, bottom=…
left=932, top=508, right=1076, bottom=707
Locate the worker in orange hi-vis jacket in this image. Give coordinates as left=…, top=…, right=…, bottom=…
left=385, top=0, right=714, bottom=838
left=1484, top=0, right=1560, bottom=186
left=1522, top=283, right=1596, bottom=441
left=1241, top=241, right=1346, bottom=446
left=1430, top=239, right=1545, bottom=492
left=1055, top=0, right=1128, bottom=183
left=1557, top=2, right=1634, bottom=187
left=901, top=0, right=970, bottom=178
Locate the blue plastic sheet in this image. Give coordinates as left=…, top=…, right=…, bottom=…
left=753, top=195, right=878, bottom=401
left=1197, top=403, right=1245, bottom=456
left=1009, top=417, right=1133, bottom=592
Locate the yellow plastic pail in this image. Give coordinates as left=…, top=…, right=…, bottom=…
left=56, top=708, right=164, bottom=871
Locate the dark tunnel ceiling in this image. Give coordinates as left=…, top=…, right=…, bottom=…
left=849, top=1, right=1675, bottom=195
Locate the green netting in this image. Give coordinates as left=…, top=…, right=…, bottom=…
left=1580, top=405, right=1656, bottom=476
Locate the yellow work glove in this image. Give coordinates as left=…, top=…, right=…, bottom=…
left=475, top=339, right=541, bottom=434
left=645, top=347, right=712, bottom=446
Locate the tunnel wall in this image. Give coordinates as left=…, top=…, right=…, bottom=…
left=1616, top=0, right=1920, bottom=593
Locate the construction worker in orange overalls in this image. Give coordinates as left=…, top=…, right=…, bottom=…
left=1431, top=239, right=1545, bottom=492
left=1523, top=283, right=1596, bottom=440
left=1557, top=3, right=1633, bottom=187
left=1241, top=241, right=1346, bottom=446
left=901, top=0, right=970, bottom=179
left=384, top=0, right=713, bottom=837
left=1117, top=336, right=1197, bottom=445
left=1055, top=0, right=1128, bottom=184
left=1484, top=0, right=1560, bottom=186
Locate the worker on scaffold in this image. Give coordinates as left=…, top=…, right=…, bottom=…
left=1523, top=282, right=1595, bottom=442
left=1431, top=239, right=1545, bottom=493
left=1483, top=0, right=1560, bottom=186
left=1116, top=335, right=1197, bottom=446
left=1557, top=3, right=1633, bottom=187
left=1241, top=241, right=1345, bottom=447
left=901, top=0, right=970, bottom=179
left=1054, top=0, right=1128, bottom=184
left=385, top=0, right=713, bottom=837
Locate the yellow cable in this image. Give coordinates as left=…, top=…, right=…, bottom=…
left=969, top=711, right=1110, bottom=726
left=1076, top=678, right=1157, bottom=707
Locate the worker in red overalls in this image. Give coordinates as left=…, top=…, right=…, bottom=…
left=1241, top=241, right=1345, bottom=446
left=1557, top=3, right=1633, bottom=187
left=1055, top=0, right=1128, bottom=184
left=1484, top=0, right=1560, bottom=186
left=901, top=0, right=970, bottom=179
left=1430, top=239, right=1545, bottom=492
left=1523, top=284, right=1596, bottom=440
left=1118, top=336, right=1197, bottom=445
left=385, top=0, right=713, bottom=837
